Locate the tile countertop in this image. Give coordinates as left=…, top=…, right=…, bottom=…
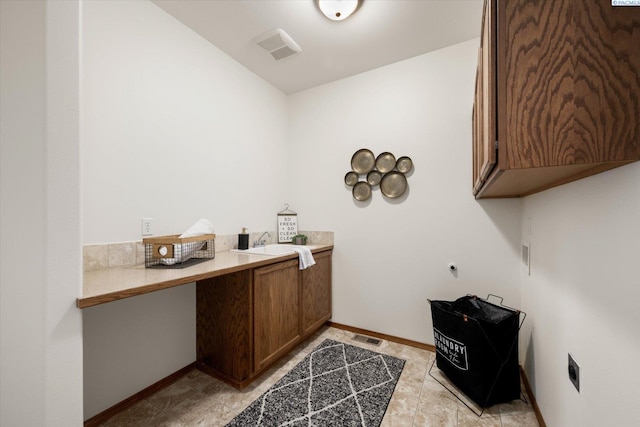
left=77, top=244, right=333, bottom=309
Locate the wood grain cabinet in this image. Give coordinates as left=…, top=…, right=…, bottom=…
left=301, top=250, right=332, bottom=337
left=196, top=249, right=332, bottom=389
left=473, top=0, right=640, bottom=198
left=253, top=259, right=301, bottom=373
left=196, top=270, right=253, bottom=385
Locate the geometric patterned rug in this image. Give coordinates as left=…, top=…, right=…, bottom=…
left=225, top=339, right=405, bottom=427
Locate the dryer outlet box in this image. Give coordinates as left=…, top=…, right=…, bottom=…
left=568, top=353, right=580, bottom=392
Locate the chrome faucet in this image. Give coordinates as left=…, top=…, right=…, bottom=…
left=254, top=232, right=271, bottom=248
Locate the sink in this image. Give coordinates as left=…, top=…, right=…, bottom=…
left=232, top=244, right=297, bottom=256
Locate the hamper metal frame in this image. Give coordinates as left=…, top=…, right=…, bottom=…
left=428, top=294, right=527, bottom=417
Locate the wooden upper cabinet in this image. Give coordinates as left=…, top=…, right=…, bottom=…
left=473, top=0, right=497, bottom=193
left=473, top=0, right=640, bottom=198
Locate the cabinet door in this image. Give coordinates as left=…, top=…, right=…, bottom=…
left=480, top=0, right=496, bottom=177
left=473, top=0, right=497, bottom=194
left=254, top=259, right=300, bottom=373
left=301, top=251, right=332, bottom=337
left=502, top=0, right=575, bottom=169
left=473, top=47, right=484, bottom=194
left=573, top=1, right=640, bottom=164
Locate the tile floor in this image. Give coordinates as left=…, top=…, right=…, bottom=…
left=101, top=326, right=540, bottom=426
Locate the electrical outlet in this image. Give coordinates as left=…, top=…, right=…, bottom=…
left=568, top=353, right=580, bottom=392
left=141, top=218, right=153, bottom=236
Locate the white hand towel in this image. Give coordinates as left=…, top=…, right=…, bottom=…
left=290, top=246, right=316, bottom=270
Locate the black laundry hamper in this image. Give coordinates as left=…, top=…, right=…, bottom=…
left=428, top=295, right=525, bottom=413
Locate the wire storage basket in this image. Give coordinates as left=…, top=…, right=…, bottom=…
left=142, top=234, right=215, bottom=268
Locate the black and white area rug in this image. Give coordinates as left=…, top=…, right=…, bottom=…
left=226, top=339, right=405, bottom=427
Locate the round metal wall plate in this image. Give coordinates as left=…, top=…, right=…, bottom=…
left=380, top=171, right=407, bottom=198
left=396, top=156, right=413, bottom=173
left=344, top=171, right=359, bottom=186
left=375, top=152, right=396, bottom=173
left=352, top=181, right=372, bottom=201
left=351, top=149, right=375, bottom=174
left=367, top=170, right=382, bottom=186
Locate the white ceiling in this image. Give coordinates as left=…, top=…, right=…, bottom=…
left=152, top=0, right=484, bottom=94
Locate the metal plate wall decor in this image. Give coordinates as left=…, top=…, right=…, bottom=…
left=380, top=171, right=407, bottom=198
left=344, top=171, right=359, bottom=186
left=367, top=170, right=382, bottom=186
left=345, top=149, right=413, bottom=201
left=351, top=149, right=376, bottom=174
left=375, top=152, right=396, bottom=173
left=352, top=181, right=372, bottom=201
left=396, top=156, right=413, bottom=174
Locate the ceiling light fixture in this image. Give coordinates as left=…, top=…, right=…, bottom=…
left=317, top=0, right=360, bottom=21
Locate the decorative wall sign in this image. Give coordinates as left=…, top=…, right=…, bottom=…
left=344, top=149, right=413, bottom=201
left=277, top=204, right=298, bottom=243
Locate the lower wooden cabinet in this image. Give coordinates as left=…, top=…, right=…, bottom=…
left=301, top=250, right=332, bottom=337
left=196, top=270, right=252, bottom=385
left=253, top=259, right=301, bottom=373
left=196, top=249, right=332, bottom=389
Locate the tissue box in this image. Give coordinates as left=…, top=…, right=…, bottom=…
left=142, top=234, right=215, bottom=268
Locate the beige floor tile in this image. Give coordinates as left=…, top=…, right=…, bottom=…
left=401, top=358, right=430, bottom=384
left=420, top=377, right=459, bottom=407
left=166, top=396, right=224, bottom=426
left=377, top=340, right=409, bottom=359
left=457, top=409, right=501, bottom=427
left=380, top=410, right=415, bottom=427
left=413, top=402, right=457, bottom=427
left=457, top=399, right=503, bottom=427
left=401, top=345, right=433, bottom=365
left=498, top=396, right=534, bottom=416
left=455, top=394, right=502, bottom=418
left=190, top=403, right=236, bottom=426
left=98, top=327, right=541, bottom=427
left=412, top=373, right=458, bottom=427
left=499, top=397, right=539, bottom=427
left=145, top=377, right=204, bottom=414
left=387, top=381, right=422, bottom=417
left=500, top=410, right=539, bottom=427
left=203, top=381, right=264, bottom=413
left=101, top=400, right=182, bottom=427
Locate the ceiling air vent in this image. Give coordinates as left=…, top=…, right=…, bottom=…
left=253, top=28, right=301, bottom=61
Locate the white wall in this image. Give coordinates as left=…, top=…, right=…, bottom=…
left=81, top=0, right=289, bottom=419
left=0, top=1, right=83, bottom=425
left=288, top=39, right=523, bottom=344
left=83, top=285, right=195, bottom=418
left=520, top=163, right=640, bottom=427
left=6, top=0, right=635, bottom=425
left=82, top=0, right=289, bottom=244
